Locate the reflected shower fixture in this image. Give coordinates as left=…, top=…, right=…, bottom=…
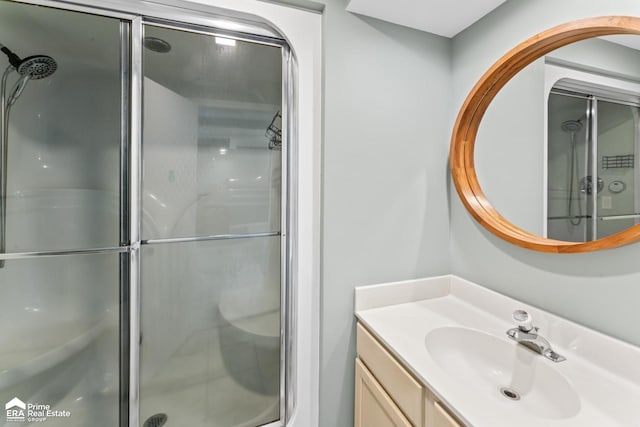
left=0, top=43, right=57, bottom=267
left=143, top=37, right=172, bottom=53
left=579, top=175, right=604, bottom=195
left=561, top=119, right=582, bottom=134
left=561, top=119, right=584, bottom=226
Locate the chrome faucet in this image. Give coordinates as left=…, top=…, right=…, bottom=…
left=506, top=310, right=566, bottom=363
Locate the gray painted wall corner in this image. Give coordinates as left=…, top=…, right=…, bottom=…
left=319, top=0, right=451, bottom=425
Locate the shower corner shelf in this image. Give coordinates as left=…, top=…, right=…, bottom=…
left=602, top=154, right=634, bottom=169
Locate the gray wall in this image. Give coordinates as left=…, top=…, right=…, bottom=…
left=451, top=0, right=640, bottom=349
left=319, top=0, right=451, bottom=426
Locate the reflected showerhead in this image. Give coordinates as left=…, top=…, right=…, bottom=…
left=143, top=37, right=172, bottom=53
left=561, top=120, right=582, bottom=134
left=17, top=55, right=57, bottom=80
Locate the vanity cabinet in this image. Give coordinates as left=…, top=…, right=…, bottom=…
left=354, top=358, right=412, bottom=427
left=355, top=323, right=464, bottom=427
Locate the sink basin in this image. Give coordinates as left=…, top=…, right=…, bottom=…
left=425, top=326, right=581, bottom=420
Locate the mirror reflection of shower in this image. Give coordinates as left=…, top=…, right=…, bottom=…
left=548, top=75, right=640, bottom=243
left=0, top=43, right=57, bottom=266
left=561, top=119, right=583, bottom=226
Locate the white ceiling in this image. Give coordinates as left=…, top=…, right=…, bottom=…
left=601, top=35, right=640, bottom=52
left=346, top=0, right=507, bottom=38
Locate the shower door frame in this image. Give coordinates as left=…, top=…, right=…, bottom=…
left=6, top=1, right=297, bottom=426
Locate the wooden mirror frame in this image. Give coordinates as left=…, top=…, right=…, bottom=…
left=450, top=16, right=640, bottom=253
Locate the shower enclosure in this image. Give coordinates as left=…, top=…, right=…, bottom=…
left=547, top=80, right=640, bottom=242
left=0, top=1, right=293, bottom=426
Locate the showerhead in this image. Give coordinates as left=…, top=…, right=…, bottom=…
left=1, top=49, right=57, bottom=106
left=0, top=43, right=57, bottom=80
left=561, top=120, right=582, bottom=134
left=17, top=55, right=57, bottom=80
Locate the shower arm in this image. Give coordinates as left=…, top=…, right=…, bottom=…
left=0, top=43, right=21, bottom=69
left=0, top=65, right=15, bottom=269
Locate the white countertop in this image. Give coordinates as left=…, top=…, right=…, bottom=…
left=355, top=275, right=640, bottom=427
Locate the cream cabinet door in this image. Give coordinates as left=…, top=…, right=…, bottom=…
left=355, top=358, right=412, bottom=427
left=357, top=323, right=423, bottom=425
left=432, top=401, right=463, bottom=427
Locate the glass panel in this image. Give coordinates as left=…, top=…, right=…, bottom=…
left=0, top=1, right=122, bottom=252
left=140, top=237, right=281, bottom=427
left=0, top=252, right=120, bottom=426
left=597, top=100, right=638, bottom=238
left=547, top=93, right=589, bottom=241
left=141, top=25, right=282, bottom=240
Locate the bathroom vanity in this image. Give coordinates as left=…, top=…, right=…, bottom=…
left=355, top=322, right=463, bottom=427
left=354, top=275, right=640, bottom=427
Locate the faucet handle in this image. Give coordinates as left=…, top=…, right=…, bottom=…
left=513, top=309, right=534, bottom=332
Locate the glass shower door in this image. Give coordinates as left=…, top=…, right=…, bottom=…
left=596, top=100, right=638, bottom=238
left=139, top=23, right=284, bottom=427
left=0, top=2, right=126, bottom=426
left=547, top=92, right=590, bottom=241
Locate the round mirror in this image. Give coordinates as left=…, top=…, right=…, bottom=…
left=450, top=16, right=640, bottom=253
